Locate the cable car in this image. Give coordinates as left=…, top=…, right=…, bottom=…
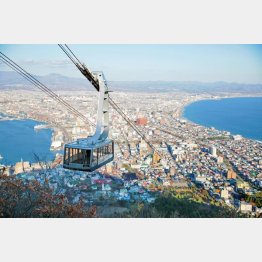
left=63, top=139, right=114, bottom=172
left=63, top=71, right=114, bottom=171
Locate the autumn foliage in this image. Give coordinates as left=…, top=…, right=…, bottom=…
left=0, top=174, right=96, bottom=218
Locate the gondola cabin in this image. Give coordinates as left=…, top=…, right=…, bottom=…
left=63, top=138, right=114, bottom=172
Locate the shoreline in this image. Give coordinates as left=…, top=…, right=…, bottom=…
left=179, top=94, right=262, bottom=118
left=179, top=95, right=262, bottom=142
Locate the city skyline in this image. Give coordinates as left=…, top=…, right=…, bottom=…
left=0, top=44, right=262, bottom=84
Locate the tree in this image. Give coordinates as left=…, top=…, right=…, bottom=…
left=0, top=174, right=96, bottom=218
left=121, top=191, right=248, bottom=218
left=245, top=192, right=262, bottom=208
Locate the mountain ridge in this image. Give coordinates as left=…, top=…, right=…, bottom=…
left=1, top=71, right=262, bottom=94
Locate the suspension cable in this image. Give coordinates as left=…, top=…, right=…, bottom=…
left=59, top=45, right=100, bottom=91
left=58, top=44, right=79, bottom=68
left=65, top=44, right=83, bottom=65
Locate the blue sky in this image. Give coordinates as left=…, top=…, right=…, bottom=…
left=0, top=44, right=262, bottom=83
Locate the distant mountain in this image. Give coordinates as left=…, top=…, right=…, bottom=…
left=1, top=70, right=262, bottom=94
left=0, top=71, right=93, bottom=91
left=109, top=80, right=262, bottom=94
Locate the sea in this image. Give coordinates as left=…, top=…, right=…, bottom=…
left=0, top=119, right=56, bottom=165
left=183, top=97, right=262, bottom=141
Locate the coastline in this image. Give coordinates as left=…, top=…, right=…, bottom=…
left=1, top=92, right=262, bottom=166
left=179, top=95, right=262, bottom=142
left=179, top=94, right=262, bottom=119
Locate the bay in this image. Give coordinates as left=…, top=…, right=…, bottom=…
left=183, top=97, right=262, bottom=141
left=0, top=119, right=56, bottom=165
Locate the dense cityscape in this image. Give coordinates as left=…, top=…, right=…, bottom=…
left=1, top=89, right=262, bottom=217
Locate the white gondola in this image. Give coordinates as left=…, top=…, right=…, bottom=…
left=63, top=72, right=114, bottom=171
left=63, top=139, right=114, bottom=172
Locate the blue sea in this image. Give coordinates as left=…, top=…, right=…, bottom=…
left=183, top=97, right=262, bottom=141
left=0, top=119, right=56, bottom=165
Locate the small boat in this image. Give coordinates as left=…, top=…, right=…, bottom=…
left=0, top=154, right=3, bottom=160
left=34, top=124, right=48, bottom=130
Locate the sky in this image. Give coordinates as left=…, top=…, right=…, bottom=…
left=0, top=44, right=262, bottom=84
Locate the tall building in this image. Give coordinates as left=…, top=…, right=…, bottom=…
left=227, top=170, right=236, bottom=179
left=217, top=156, right=223, bottom=164
left=209, top=146, right=217, bottom=157
left=152, top=151, right=161, bottom=165
left=169, top=166, right=176, bottom=176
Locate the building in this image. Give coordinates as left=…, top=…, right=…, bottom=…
left=72, top=126, right=81, bottom=135
left=237, top=181, right=250, bottom=190
left=14, top=162, right=24, bottom=174
left=217, top=156, right=223, bottom=164
left=233, top=135, right=242, bottom=141
left=240, top=201, right=252, bottom=213
left=194, top=174, right=207, bottom=184
left=51, top=140, right=62, bottom=149
left=220, top=188, right=229, bottom=199
left=209, top=146, right=217, bottom=157
left=227, top=170, right=236, bottom=179
left=152, top=151, right=161, bottom=165
left=136, top=117, right=148, bottom=126
left=105, top=163, right=113, bottom=173
left=139, top=140, right=148, bottom=150
left=169, top=166, right=176, bottom=176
